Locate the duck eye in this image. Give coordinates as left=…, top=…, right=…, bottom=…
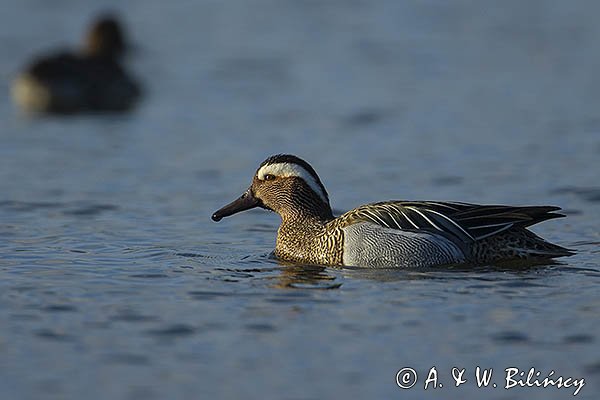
left=263, top=174, right=276, bottom=181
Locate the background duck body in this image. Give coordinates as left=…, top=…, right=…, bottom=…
left=13, top=52, right=140, bottom=113
left=12, top=14, right=141, bottom=114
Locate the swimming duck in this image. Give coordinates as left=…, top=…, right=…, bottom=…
left=212, top=154, right=573, bottom=268
left=12, top=13, right=141, bottom=114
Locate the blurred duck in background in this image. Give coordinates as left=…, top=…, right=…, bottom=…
left=12, top=13, right=141, bottom=114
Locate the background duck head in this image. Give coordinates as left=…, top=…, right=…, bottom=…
left=83, top=14, right=127, bottom=59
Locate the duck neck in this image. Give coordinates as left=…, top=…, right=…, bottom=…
left=280, top=211, right=330, bottom=232
left=275, top=206, right=340, bottom=265
left=279, top=200, right=334, bottom=227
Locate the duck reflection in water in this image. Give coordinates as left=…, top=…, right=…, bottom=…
left=270, top=261, right=342, bottom=290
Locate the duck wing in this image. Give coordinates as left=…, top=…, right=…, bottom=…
left=340, top=201, right=565, bottom=242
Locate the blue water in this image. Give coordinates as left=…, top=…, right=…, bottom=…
left=1, top=1, right=599, bottom=399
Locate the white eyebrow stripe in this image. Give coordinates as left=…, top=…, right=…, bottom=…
left=257, top=162, right=328, bottom=203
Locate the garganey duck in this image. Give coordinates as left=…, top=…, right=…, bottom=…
left=212, top=154, right=573, bottom=268
left=12, top=13, right=141, bottom=114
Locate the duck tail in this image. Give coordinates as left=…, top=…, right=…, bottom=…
left=472, top=228, right=575, bottom=262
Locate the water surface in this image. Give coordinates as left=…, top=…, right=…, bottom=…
left=1, top=1, right=599, bottom=399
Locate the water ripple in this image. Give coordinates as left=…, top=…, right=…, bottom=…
left=491, top=331, right=530, bottom=344
left=552, top=186, right=600, bottom=202
left=146, top=324, right=197, bottom=338
left=102, top=353, right=151, bottom=366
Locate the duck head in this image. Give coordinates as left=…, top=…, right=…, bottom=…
left=84, top=13, right=126, bottom=58
left=212, top=154, right=333, bottom=222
